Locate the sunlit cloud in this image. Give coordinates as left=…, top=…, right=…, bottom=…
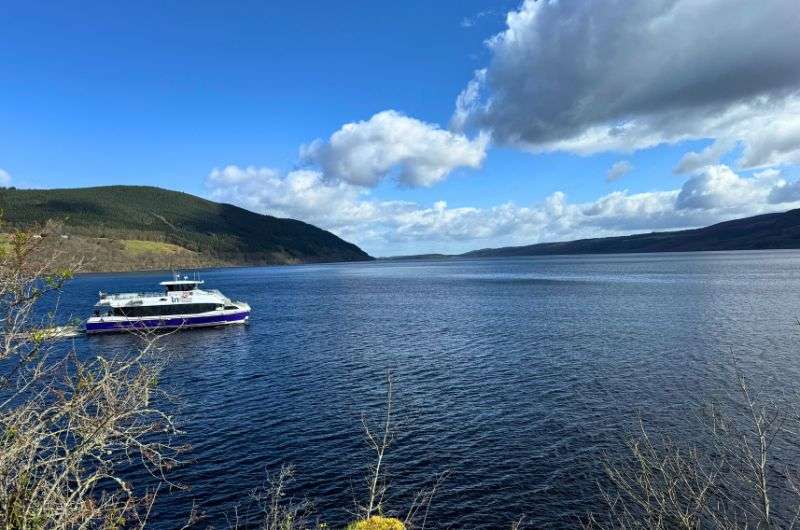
left=207, top=164, right=800, bottom=256
left=300, top=110, right=488, bottom=188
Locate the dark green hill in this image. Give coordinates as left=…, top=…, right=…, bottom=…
left=463, top=209, right=800, bottom=258
left=0, top=186, right=371, bottom=264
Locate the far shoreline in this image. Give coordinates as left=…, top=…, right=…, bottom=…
left=76, top=247, right=800, bottom=276
left=74, top=257, right=378, bottom=276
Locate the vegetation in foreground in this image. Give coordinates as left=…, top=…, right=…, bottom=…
left=586, top=354, right=800, bottom=530
left=0, top=223, right=184, bottom=528
left=5, top=221, right=800, bottom=529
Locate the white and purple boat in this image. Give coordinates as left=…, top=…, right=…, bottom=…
left=85, top=275, right=251, bottom=334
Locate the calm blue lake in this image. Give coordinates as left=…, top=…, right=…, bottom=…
left=56, top=251, right=800, bottom=528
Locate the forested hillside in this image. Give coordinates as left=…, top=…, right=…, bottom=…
left=0, top=186, right=370, bottom=268
left=463, top=209, right=800, bottom=257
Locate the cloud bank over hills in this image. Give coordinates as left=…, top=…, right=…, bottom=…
left=207, top=164, right=800, bottom=256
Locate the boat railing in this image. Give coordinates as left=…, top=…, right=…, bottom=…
left=100, top=291, right=165, bottom=301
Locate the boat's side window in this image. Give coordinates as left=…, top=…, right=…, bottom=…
left=224, top=305, right=238, bottom=310
left=112, top=303, right=218, bottom=317
left=165, top=284, right=196, bottom=293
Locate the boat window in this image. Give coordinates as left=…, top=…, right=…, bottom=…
left=113, top=303, right=218, bottom=317
left=224, top=305, right=238, bottom=310
left=165, top=284, right=196, bottom=292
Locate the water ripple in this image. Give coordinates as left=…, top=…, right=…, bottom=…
left=57, top=252, right=800, bottom=528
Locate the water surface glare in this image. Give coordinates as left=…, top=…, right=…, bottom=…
left=60, top=252, right=800, bottom=528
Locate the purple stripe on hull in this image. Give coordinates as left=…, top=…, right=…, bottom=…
left=85, top=311, right=249, bottom=334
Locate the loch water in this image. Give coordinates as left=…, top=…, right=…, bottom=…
left=58, top=251, right=800, bottom=528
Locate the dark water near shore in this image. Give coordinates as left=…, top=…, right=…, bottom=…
left=58, top=251, right=800, bottom=528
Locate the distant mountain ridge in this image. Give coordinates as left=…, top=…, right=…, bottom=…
left=462, top=209, right=800, bottom=258
left=0, top=186, right=371, bottom=266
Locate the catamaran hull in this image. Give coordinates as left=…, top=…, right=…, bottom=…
left=85, top=310, right=250, bottom=334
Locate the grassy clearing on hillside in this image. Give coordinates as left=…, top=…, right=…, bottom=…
left=121, top=239, right=196, bottom=255
left=85, top=237, right=221, bottom=271
left=0, top=233, right=223, bottom=272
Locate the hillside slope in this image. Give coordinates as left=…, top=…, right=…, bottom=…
left=0, top=186, right=370, bottom=265
left=463, top=209, right=800, bottom=257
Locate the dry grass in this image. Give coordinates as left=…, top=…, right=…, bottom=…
left=120, top=239, right=196, bottom=255
left=0, top=232, right=222, bottom=272
left=346, top=515, right=406, bottom=530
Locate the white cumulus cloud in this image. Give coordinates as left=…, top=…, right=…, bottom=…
left=207, top=165, right=376, bottom=231
left=454, top=0, right=800, bottom=168
left=300, top=110, right=489, bottom=188
left=206, top=164, right=800, bottom=256
left=0, top=168, right=11, bottom=186
left=676, top=165, right=780, bottom=211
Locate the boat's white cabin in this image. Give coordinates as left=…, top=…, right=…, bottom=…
left=159, top=279, right=204, bottom=292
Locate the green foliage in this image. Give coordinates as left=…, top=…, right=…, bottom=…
left=0, top=186, right=371, bottom=264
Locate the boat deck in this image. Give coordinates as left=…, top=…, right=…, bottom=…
left=99, top=288, right=224, bottom=301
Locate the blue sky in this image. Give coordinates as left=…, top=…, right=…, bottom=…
left=1, top=1, right=510, bottom=193
left=2, top=1, right=799, bottom=256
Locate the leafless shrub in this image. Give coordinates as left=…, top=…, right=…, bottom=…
left=356, top=372, right=447, bottom=529
left=402, top=471, right=449, bottom=530
left=588, top=353, right=800, bottom=529
left=510, top=515, right=526, bottom=530
left=249, top=465, right=320, bottom=530
left=0, top=222, right=184, bottom=528
left=360, top=372, right=395, bottom=520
